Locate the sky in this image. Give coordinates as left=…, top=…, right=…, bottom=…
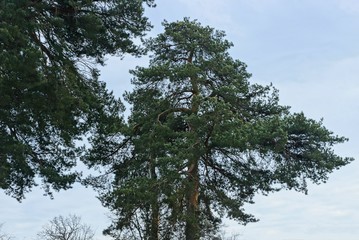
left=1, top=0, right=359, bottom=239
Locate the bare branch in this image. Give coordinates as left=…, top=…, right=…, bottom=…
left=37, top=215, right=95, bottom=240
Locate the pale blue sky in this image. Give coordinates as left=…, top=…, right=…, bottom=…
left=1, top=1, right=359, bottom=239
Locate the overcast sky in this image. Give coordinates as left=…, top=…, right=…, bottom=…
left=1, top=1, right=359, bottom=240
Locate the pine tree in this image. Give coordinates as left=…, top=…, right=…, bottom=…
left=0, top=0, right=154, bottom=200
left=87, top=19, right=353, bottom=240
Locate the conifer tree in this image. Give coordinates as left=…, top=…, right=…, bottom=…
left=87, top=19, right=353, bottom=240
left=0, top=0, right=154, bottom=200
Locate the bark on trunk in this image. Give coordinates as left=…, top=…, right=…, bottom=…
left=149, top=200, right=159, bottom=240
left=185, top=50, right=201, bottom=240
left=149, top=157, right=159, bottom=240
left=185, top=160, right=200, bottom=240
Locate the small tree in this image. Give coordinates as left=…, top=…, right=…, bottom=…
left=0, top=224, right=12, bottom=240
left=37, top=215, right=95, bottom=240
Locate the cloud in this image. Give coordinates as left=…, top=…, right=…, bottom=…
left=176, top=0, right=234, bottom=26
left=239, top=0, right=282, bottom=12
left=0, top=184, right=112, bottom=240
left=260, top=53, right=359, bottom=138
left=336, top=0, right=359, bottom=13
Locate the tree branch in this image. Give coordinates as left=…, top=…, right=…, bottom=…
left=157, top=107, right=192, bottom=124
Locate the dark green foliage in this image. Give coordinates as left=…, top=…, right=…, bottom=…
left=0, top=0, right=154, bottom=200
left=87, top=19, right=353, bottom=239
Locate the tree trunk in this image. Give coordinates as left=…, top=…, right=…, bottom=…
left=149, top=200, right=159, bottom=240
left=185, top=159, right=200, bottom=240
left=149, top=157, right=159, bottom=240
left=185, top=50, right=201, bottom=240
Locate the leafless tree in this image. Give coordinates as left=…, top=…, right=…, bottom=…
left=37, top=215, right=95, bottom=240
left=0, top=223, right=12, bottom=240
